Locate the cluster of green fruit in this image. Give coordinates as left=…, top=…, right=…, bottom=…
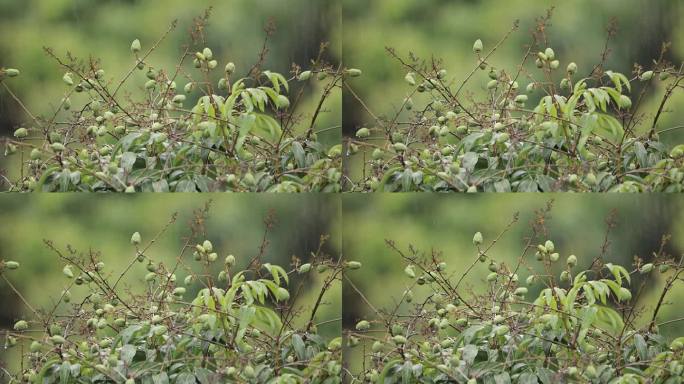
left=348, top=39, right=684, bottom=192
left=347, top=232, right=684, bottom=383
left=2, top=231, right=344, bottom=383
left=2, top=35, right=343, bottom=192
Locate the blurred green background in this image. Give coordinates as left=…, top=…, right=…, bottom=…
left=342, top=0, right=684, bottom=181
left=342, top=194, right=684, bottom=373
left=0, top=0, right=341, bottom=183
left=0, top=194, right=341, bottom=372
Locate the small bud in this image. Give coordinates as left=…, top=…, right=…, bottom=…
left=404, top=72, right=416, bottom=86
left=472, top=39, right=483, bottom=54
left=5, top=261, right=19, bottom=269
left=224, top=254, right=236, bottom=266
left=346, top=261, right=362, bottom=270
left=130, top=39, right=141, bottom=53
left=63, top=265, right=74, bottom=278
left=297, top=70, right=311, bottom=81
left=544, top=48, right=555, bottom=60
left=473, top=232, right=483, bottom=246
left=566, top=255, right=577, bottom=267
left=566, top=62, right=577, bottom=75
left=130, top=232, right=141, bottom=245
left=62, top=72, right=74, bottom=86
left=346, top=68, right=362, bottom=77
left=5, top=68, right=20, bottom=77
left=298, top=263, right=312, bottom=274
left=404, top=265, right=416, bottom=278
left=202, top=47, right=213, bottom=60
left=639, top=71, right=654, bottom=81
left=639, top=263, right=654, bottom=274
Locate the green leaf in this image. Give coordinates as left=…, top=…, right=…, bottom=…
left=174, top=372, right=195, bottom=384
left=120, top=344, right=136, bottom=365
left=462, top=344, right=478, bottom=365
left=152, top=372, right=169, bottom=384
left=462, top=152, right=478, bottom=172
left=121, top=152, right=137, bottom=173
left=634, top=334, right=648, bottom=361
left=291, top=141, right=306, bottom=169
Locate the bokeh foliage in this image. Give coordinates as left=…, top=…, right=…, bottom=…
left=342, top=194, right=684, bottom=374
left=0, top=0, right=341, bottom=182
left=0, top=194, right=341, bottom=374
left=343, top=0, right=684, bottom=182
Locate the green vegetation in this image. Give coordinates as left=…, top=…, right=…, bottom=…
left=345, top=202, right=684, bottom=382
left=1, top=205, right=343, bottom=383
left=346, top=11, right=684, bottom=192
left=0, top=4, right=342, bottom=192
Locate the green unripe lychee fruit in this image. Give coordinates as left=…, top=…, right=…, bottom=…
left=560, top=270, right=570, bottom=283
left=544, top=240, right=555, bottom=252
left=639, top=263, right=654, bottom=274
left=639, top=71, right=654, bottom=81
left=355, top=320, right=370, bottom=331
left=355, top=127, right=370, bottom=138
left=297, top=70, right=311, bottom=81
left=346, top=261, right=362, bottom=270
left=298, top=263, right=311, bottom=274
left=346, top=68, right=362, bottom=77
left=393, top=142, right=407, bottom=152
left=13, top=320, right=28, bottom=331
left=13, top=128, right=28, bottom=138
left=30, top=340, right=42, bottom=352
